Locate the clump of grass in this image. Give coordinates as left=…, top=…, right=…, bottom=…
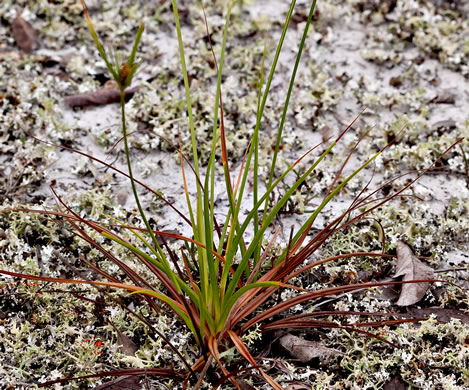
left=0, top=0, right=463, bottom=388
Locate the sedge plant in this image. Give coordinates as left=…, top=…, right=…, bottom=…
left=0, top=0, right=464, bottom=388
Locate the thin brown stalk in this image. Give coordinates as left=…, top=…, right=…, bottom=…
left=239, top=279, right=445, bottom=334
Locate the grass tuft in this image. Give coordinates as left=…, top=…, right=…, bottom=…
left=0, top=1, right=464, bottom=388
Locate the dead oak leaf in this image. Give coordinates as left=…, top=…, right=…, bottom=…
left=64, top=86, right=138, bottom=108
left=116, top=328, right=138, bottom=356
left=394, top=241, right=434, bottom=306
left=279, top=334, right=343, bottom=363
left=108, top=320, right=138, bottom=356
left=11, top=14, right=39, bottom=53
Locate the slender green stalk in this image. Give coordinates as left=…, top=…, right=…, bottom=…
left=172, top=0, right=200, bottom=177
left=252, top=41, right=267, bottom=271
left=219, top=0, right=298, bottom=292
left=210, top=1, right=233, bottom=140
left=119, top=89, right=180, bottom=291
left=171, top=1, right=211, bottom=331
left=264, top=0, right=318, bottom=215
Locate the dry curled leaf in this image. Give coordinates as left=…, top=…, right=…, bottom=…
left=64, top=86, right=138, bottom=108
left=279, top=334, right=343, bottom=363
left=394, top=241, right=434, bottom=306
left=11, top=14, right=39, bottom=53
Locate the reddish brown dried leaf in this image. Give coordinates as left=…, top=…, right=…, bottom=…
left=394, top=241, right=434, bottom=306
left=11, top=14, right=39, bottom=53
left=279, top=334, right=343, bottom=363
left=64, top=86, right=138, bottom=108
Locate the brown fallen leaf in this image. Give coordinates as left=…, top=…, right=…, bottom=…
left=92, top=375, right=140, bottom=390
left=11, top=14, right=39, bottom=53
left=394, top=241, right=434, bottom=306
left=389, top=76, right=402, bottom=88
left=64, top=86, right=138, bottom=108
left=285, top=383, right=311, bottom=390
left=407, top=307, right=469, bottom=324
left=432, top=119, right=456, bottom=132
left=383, top=375, right=407, bottom=390
left=238, top=380, right=256, bottom=390
left=321, top=125, right=333, bottom=142
left=108, top=321, right=138, bottom=356
left=279, top=334, right=343, bottom=363
left=117, top=331, right=138, bottom=356
left=430, top=89, right=456, bottom=104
